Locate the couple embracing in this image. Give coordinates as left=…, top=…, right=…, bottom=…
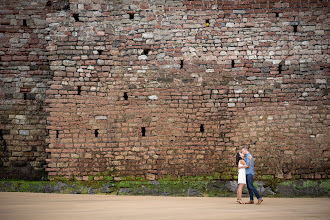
left=236, top=147, right=264, bottom=205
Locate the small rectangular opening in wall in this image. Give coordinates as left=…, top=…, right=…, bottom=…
left=56, top=130, right=59, bottom=138
left=278, top=64, right=282, bottom=74
left=23, top=93, right=27, bottom=100
left=73, top=13, right=79, bottom=22
left=141, top=127, right=146, bottom=137
left=98, top=50, right=103, bottom=55
left=123, top=92, right=128, bottom=100
left=200, top=124, right=205, bottom=133
left=95, top=129, right=99, bottom=137
left=77, top=86, right=81, bottom=95
left=128, top=12, right=134, bottom=20
left=205, top=19, right=210, bottom=27
left=293, top=25, right=298, bottom=33
left=275, top=12, right=279, bottom=17
left=143, top=49, right=150, bottom=55
left=231, top=60, right=235, bottom=68
left=180, top=60, right=184, bottom=69
left=23, top=19, right=27, bottom=26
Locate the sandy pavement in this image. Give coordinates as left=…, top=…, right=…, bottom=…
left=0, top=192, right=329, bottom=220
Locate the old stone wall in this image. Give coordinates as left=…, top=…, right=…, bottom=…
left=45, top=0, right=329, bottom=181
left=0, top=0, right=68, bottom=179
left=1, top=0, right=329, bottom=180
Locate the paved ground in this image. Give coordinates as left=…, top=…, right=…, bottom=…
left=0, top=192, right=329, bottom=220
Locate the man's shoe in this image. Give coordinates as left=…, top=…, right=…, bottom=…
left=256, top=199, right=263, bottom=205
left=246, top=201, right=254, bottom=204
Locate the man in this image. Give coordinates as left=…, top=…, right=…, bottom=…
left=240, top=147, right=263, bottom=204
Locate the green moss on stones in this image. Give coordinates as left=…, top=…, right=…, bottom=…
left=320, top=180, right=330, bottom=191
left=301, top=180, right=318, bottom=188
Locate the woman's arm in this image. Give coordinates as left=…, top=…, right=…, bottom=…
left=238, top=160, right=248, bottom=168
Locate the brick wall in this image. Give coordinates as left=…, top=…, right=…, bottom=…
left=0, top=0, right=68, bottom=179
left=1, top=0, right=329, bottom=180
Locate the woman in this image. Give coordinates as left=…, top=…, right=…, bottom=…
left=236, top=152, right=246, bottom=204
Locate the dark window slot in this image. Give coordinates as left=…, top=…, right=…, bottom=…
left=98, top=50, right=103, bottom=55
left=275, top=12, right=279, bottom=17
left=141, top=127, right=146, bottom=137
left=23, top=19, right=27, bottom=26
left=73, top=13, right=79, bottom=22
left=200, top=124, right=205, bottom=133
left=128, top=13, right=134, bottom=20
left=293, top=25, right=298, bottom=33
left=143, top=49, right=150, bottom=55
left=278, top=64, right=282, bottom=74
left=77, top=86, right=81, bottom=95
left=231, top=60, right=235, bottom=68
left=180, top=60, right=184, bottom=69
left=95, top=129, right=99, bottom=137
left=56, top=130, right=59, bottom=138
left=23, top=93, right=27, bottom=100
left=123, top=92, right=128, bottom=100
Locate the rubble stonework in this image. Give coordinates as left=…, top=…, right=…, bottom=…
left=1, top=0, right=329, bottom=180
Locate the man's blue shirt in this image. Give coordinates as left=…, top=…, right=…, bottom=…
left=245, top=153, right=254, bottom=176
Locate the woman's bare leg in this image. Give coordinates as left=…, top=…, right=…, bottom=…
left=237, top=184, right=244, bottom=200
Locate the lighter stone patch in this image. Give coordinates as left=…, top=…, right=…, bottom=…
left=63, top=60, right=76, bottom=66
left=15, top=115, right=26, bottom=120
left=226, top=23, right=235, bottom=27
left=272, top=60, right=282, bottom=65
left=316, top=79, right=326, bottom=84
left=19, top=130, right=29, bottom=135
left=142, top=32, right=154, bottom=38
left=156, top=53, right=165, bottom=59
left=269, top=51, right=275, bottom=56
left=228, top=103, right=235, bottom=107
left=95, top=116, right=107, bottom=120
left=234, top=89, right=243, bottom=94
left=233, top=10, right=246, bottom=13
left=315, top=30, right=324, bottom=35
left=247, top=76, right=256, bottom=80
left=206, top=69, right=214, bottom=73
left=148, top=95, right=158, bottom=100
left=138, top=55, right=147, bottom=60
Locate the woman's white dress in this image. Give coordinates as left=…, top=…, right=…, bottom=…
left=238, top=161, right=246, bottom=184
